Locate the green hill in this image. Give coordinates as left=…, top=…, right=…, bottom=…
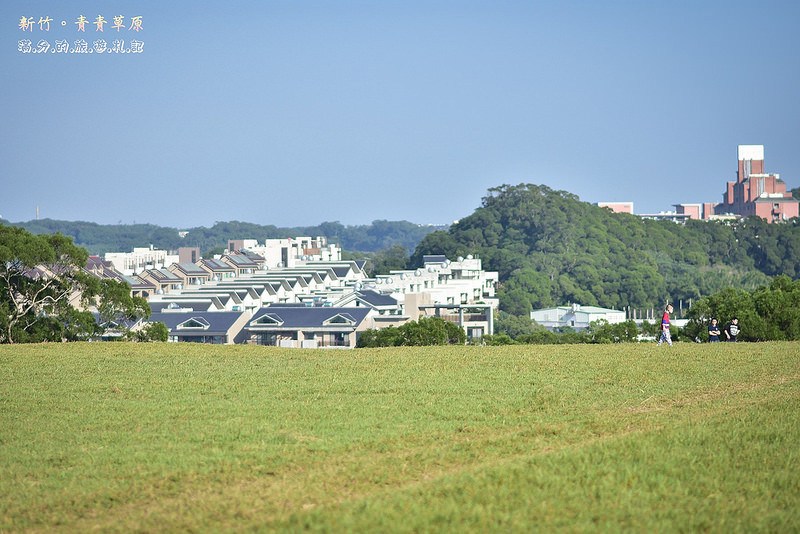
left=412, top=184, right=800, bottom=314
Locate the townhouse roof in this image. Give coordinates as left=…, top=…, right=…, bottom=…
left=117, top=274, right=156, bottom=290
left=214, top=283, right=275, bottom=297
left=86, top=256, right=115, bottom=270
left=84, top=257, right=119, bottom=279
left=278, top=268, right=338, bottom=281
left=332, top=267, right=352, bottom=278
left=149, top=311, right=247, bottom=335
left=355, top=290, right=398, bottom=307
left=224, top=254, right=259, bottom=268
left=200, top=259, right=235, bottom=272
left=238, top=249, right=266, bottom=262
left=173, top=262, right=209, bottom=275
left=91, top=312, right=140, bottom=331
left=143, top=268, right=182, bottom=282
left=248, top=306, right=370, bottom=329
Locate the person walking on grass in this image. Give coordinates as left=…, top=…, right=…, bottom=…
left=724, top=317, right=740, bottom=342
left=657, top=303, right=674, bottom=346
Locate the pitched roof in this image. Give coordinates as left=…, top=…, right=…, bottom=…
left=248, top=306, right=370, bottom=329
left=173, top=262, right=209, bottom=275
left=143, top=268, right=182, bottom=282
left=224, top=254, right=258, bottom=267
left=200, top=259, right=235, bottom=271
left=332, top=267, right=351, bottom=278
left=239, top=249, right=265, bottom=262
left=148, top=311, right=247, bottom=334
left=355, top=290, right=398, bottom=307
left=117, top=274, right=156, bottom=290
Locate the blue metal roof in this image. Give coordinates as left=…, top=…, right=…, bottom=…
left=356, top=290, right=398, bottom=307
left=249, top=306, right=370, bottom=329
left=148, top=311, right=246, bottom=335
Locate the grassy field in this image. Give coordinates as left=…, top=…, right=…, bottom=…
left=1, top=341, right=799, bottom=532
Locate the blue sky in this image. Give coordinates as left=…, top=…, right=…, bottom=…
left=2, top=0, right=799, bottom=228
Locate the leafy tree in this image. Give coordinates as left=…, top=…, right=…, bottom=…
left=356, top=317, right=466, bottom=347
left=639, top=320, right=661, bottom=339
left=399, top=317, right=464, bottom=346
left=341, top=250, right=370, bottom=263
left=128, top=321, right=169, bottom=342
left=91, top=278, right=150, bottom=328
left=0, top=224, right=151, bottom=343
left=409, top=231, right=466, bottom=268
left=588, top=319, right=639, bottom=343
left=683, top=276, right=800, bottom=342
left=1, top=225, right=90, bottom=343
left=356, top=326, right=405, bottom=348
left=751, top=275, right=800, bottom=340
left=493, top=310, right=540, bottom=338
left=368, top=244, right=410, bottom=276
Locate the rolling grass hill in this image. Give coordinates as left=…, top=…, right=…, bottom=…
left=2, top=342, right=799, bottom=532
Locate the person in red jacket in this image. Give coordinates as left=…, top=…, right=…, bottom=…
left=656, top=303, right=674, bottom=346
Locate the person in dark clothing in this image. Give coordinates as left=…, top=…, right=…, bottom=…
left=708, top=318, right=721, bottom=342
left=724, top=317, right=740, bottom=342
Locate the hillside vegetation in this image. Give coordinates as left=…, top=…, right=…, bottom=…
left=413, top=184, right=800, bottom=314
left=6, top=219, right=445, bottom=256
left=2, top=342, right=799, bottom=532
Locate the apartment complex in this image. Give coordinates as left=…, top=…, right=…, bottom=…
left=92, top=241, right=498, bottom=347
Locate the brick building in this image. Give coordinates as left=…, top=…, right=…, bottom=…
left=717, top=145, right=799, bottom=222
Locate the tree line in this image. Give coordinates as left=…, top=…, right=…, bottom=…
left=485, top=274, right=800, bottom=344
left=5, top=218, right=445, bottom=256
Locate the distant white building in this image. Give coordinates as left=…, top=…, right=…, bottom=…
left=228, top=236, right=341, bottom=268
left=531, top=304, right=626, bottom=331
left=368, top=254, right=498, bottom=309
left=105, top=246, right=178, bottom=275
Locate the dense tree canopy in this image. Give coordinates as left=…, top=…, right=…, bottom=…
left=356, top=317, right=466, bottom=348
left=683, top=275, right=800, bottom=342
left=11, top=219, right=445, bottom=256
left=0, top=224, right=152, bottom=343
left=412, top=184, right=797, bottom=315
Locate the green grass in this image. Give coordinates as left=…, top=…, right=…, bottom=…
left=1, top=341, right=799, bottom=532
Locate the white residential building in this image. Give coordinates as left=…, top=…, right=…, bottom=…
left=228, top=236, right=341, bottom=268
left=105, top=246, right=178, bottom=275
left=145, top=254, right=498, bottom=343
left=531, top=304, right=626, bottom=331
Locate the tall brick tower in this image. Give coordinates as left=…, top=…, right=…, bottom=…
left=717, top=145, right=798, bottom=222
